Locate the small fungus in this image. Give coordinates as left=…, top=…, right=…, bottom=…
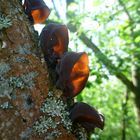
left=23, top=0, right=50, bottom=24
left=40, top=23, right=69, bottom=66
left=69, top=102, right=104, bottom=133
left=56, top=52, right=89, bottom=98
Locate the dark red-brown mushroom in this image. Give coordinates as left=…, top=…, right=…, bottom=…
left=40, top=23, right=69, bottom=66
left=56, top=52, right=89, bottom=97
left=69, top=102, right=104, bottom=133
left=23, top=0, right=50, bottom=24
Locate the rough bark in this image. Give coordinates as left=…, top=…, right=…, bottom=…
left=0, top=0, right=80, bottom=139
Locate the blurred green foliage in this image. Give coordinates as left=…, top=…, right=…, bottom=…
left=46, top=0, right=140, bottom=139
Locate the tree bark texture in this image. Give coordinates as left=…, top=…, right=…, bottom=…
left=0, top=0, right=79, bottom=139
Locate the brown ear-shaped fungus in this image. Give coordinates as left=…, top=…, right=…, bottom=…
left=40, top=23, right=69, bottom=66
left=24, top=0, right=50, bottom=24
left=56, top=52, right=89, bottom=97
left=69, top=102, right=104, bottom=132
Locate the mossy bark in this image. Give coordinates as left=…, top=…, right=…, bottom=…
left=0, top=0, right=77, bottom=139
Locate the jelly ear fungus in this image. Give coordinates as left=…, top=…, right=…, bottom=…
left=69, top=102, right=105, bottom=133
left=56, top=52, right=89, bottom=98
left=40, top=23, right=69, bottom=67
left=23, top=0, right=50, bottom=24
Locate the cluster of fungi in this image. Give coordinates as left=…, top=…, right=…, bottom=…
left=23, top=0, right=104, bottom=136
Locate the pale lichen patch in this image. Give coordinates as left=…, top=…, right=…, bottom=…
left=9, top=72, right=38, bottom=89
left=45, top=130, right=62, bottom=140
left=73, top=124, right=87, bottom=140
left=0, top=14, right=12, bottom=30
left=0, top=71, right=38, bottom=100
left=0, top=62, right=11, bottom=76
left=40, top=91, right=72, bottom=132
left=0, top=77, right=13, bottom=98
left=17, top=44, right=32, bottom=55
left=9, top=77, right=25, bottom=89
left=13, top=56, right=28, bottom=63
left=19, top=127, right=33, bottom=139
left=33, top=116, right=59, bottom=134
left=33, top=91, right=72, bottom=138
left=0, top=101, right=13, bottom=109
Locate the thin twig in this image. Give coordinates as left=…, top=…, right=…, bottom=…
left=51, top=0, right=61, bottom=18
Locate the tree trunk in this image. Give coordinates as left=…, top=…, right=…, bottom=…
left=132, top=63, right=140, bottom=125
left=0, top=0, right=80, bottom=139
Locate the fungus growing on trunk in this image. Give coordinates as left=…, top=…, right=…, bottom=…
left=23, top=0, right=50, bottom=24
left=56, top=52, right=89, bottom=97
left=69, top=102, right=104, bottom=133
left=40, top=23, right=69, bottom=66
